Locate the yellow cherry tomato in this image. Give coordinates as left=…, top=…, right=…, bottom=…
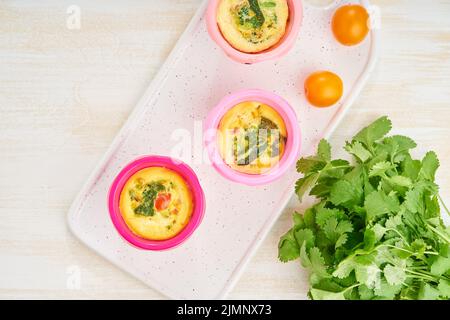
left=304, top=71, right=343, bottom=108
left=332, top=4, right=369, bottom=46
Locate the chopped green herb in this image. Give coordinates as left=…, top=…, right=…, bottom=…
left=133, top=181, right=165, bottom=216
left=237, top=6, right=250, bottom=26
left=128, top=189, right=138, bottom=201
left=236, top=0, right=267, bottom=30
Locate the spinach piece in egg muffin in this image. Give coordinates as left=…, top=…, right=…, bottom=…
left=237, top=0, right=272, bottom=30
left=260, top=1, right=276, bottom=8
left=234, top=116, right=284, bottom=166
left=248, top=0, right=266, bottom=28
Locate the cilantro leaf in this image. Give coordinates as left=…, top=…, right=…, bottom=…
left=386, top=214, right=402, bottom=229
left=383, top=264, right=406, bottom=286
left=379, top=135, right=417, bottom=163
left=335, top=234, right=348, bottom=249
left=404, top=181, right=437, bottom=214
left=364, top=190, right=400, bottom=221
left=345, top=141, right=372, bottom=162
left=309, top=288, right=346, bottom=300
left=387, top=175, right=412, bottom=188
left=418, top=283, right=440, bottom=300
left=371, top=224, right=387, bottom=241
left=299, top=242, right=311, bottom=269
left=355, top=263, right=381, bottom=289
left=401, top=154, right=422, bottom=181
left=296, top=158, right=325, bottom=174
left=309, top=247, right=330, bottom=279
left=353, top=116, right=392, bottom=148
left=300, top=243, right=331, bottom=281
left=369, top=161, right=394, bottom=178
left=330, top=180, right=363, bottom=208
left=419, top=151, right=439, bottom=181
left=278, top=116, right=449, bottom=300
left=358, top=285, right=375, bottom=300
left=295, top=173, right=319, bottom=202
left=278, top=229, right=299, bottom=262
left=404, top=188, right=425, bottom=214
left=294, top=228, right=315, bottom=250
left=430, top=254, right=450, bottom=276
left=333, top=259, right=356, bottom=279
left=374, top=278, right=402, bottom=299
left=303, top=207, right=316, bottom=228
left=323, top=218, right=353, bottom=243
left=292, top=212, right=304, bottom=227
left=437, top=279, right=450, bottom=298
left=315, top=206, right=345, bottom=228
left=317, top=139, right=332, bottom=162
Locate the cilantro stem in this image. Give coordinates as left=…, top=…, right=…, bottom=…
left=343, top=283, right=361, bottom=293
left=330, top=165, right=352, bottom=170
left=382, top=244, right=413, bottom=255
left=427, top=224, right=450, bottom=244
left=408, top=266, right=429, bottom=270
left=382, top=243, right=439, bottom=259
left=423, top=251, right=439, bottom=256
left=385, top=228, right=409, bottom=244
left=405, top=274, right=435, bottom=282
left=405, top=268, right=450, bottom=283
left=404, top=270, right=436, bottom=282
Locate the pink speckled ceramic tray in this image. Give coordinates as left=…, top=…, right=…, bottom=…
left=68, top=0, right=379, bottom=299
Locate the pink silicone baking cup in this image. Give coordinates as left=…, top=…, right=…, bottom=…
left=204, top=89, right=301, bottom=186
left=108, top=156, right=206, bottom=251
left=206, top=0, right=303, bottom=64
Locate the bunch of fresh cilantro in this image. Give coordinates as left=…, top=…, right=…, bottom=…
left=278, top=116, right=450, bottom=300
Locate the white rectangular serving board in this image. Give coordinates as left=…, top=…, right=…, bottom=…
left=68, top=0, right=378, bottom=299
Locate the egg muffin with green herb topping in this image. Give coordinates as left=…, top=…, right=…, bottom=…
left=119, top=167, right=193, bottom=240
left=218, top=101, right=287, bottom=174
left=217, top=0, right=289, bottom=53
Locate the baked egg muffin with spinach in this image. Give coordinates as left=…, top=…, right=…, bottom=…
left=119, top=167, right=193, bottom=240
left=218, top=101, right=287, bottom=174
left=217, top=0, right=289, bottom=53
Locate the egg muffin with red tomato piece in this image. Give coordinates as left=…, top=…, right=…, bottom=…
left=119, top=167, right=193, bottom=240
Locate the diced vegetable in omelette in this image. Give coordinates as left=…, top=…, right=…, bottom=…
left=218, top=101, right=287, bottom=174
left=217, top=0, right=289, bottom=53
left=119, top=167, right=193, bottom=240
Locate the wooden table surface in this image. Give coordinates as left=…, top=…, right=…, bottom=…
left=1, top=0, right=449, bottom=299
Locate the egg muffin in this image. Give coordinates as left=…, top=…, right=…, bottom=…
left=119, top=167, right=193, bottom=240
left=217, top=0, right=289, bottom=53
left=218, top=101, right=287, bottom=174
